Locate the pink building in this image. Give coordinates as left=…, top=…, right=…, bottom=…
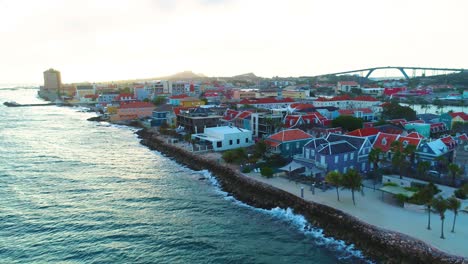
left=110, top=102, right=156, bottom=121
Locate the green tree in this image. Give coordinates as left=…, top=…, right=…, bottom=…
left=403, top=144, right=417, bottom=165
left=369, top=148, right=382, bottom=171
left=382, top=101, right=417, bottom=121
left=431, top=195, right=448, bottom=239
left=341, top=169, right=362, bottom=206
left=260, top=166, right=274, bottom=178
left=325, top=171, right=343, bottom=201
left=153, top=96, right=167, bottom=106
left=447, top=196, right=461, bottom=233
left=331, top=116, right=363, bottom=132
left=420, top=184, right=437, bottom=230
left=253, top=140, right=268, bottom=160
left=448, top=163, right=462, bottom=186
left=417, top=161, right=431, bottom=178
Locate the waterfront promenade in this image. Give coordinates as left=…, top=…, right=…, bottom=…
left=243, top=172, right=468, bottom=258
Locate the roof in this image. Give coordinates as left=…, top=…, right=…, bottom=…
left=338, top=81, right=359, bottom=86
left=119, top=102, right=155, bottom=109
left=327, top=133, right=366, bottom=149
left=223, top=109, right=239, bottom=121
left=346, top=127, right=379, bottom=137
left=406, top=132, right=425, bottom=139
left=315, top=95, right=378, bottom=102
left=237, top=111, right=252, bottom=119
left=284, top=115, right=301, bottom=128
left=290, top=103, right=315, bottom=110
left=304, top=138, right=328, bottom=149
left=239, top=97, right=295, bottom=105
left=458, top=134, right=468, bottom=141
left=169, top=94, right=189, bottom=99
left=373, top=132, right=400, bottom=152
left=267, top=129, right=313, bottom=142
left=440, top=136, right=456, bottom=149
left=425, top=139, right=449, bottom=156
left=317, top=140, right=357, bottom=155
left=374, top=124, right=404, bottom=135
left=449, top=112, right=468, bottom=121
left=115, top=93, right=136, bottom=100
left=397, top=135, right=422, bottom=148
left=205, top=126, right=250, bottom=135
left=338, top=108, right=373, bottom=116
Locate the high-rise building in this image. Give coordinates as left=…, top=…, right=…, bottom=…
left=43, top=68, right=62, bottom=91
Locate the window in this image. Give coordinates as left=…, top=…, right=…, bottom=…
left=229, top=140, right=233, bottom=145
left=245, top=138, right=249, bottom=143
left=335, top=156, right=338, bottom=164
left=296, top=142, right=300, bottom=148
left=217, top=142, right=222, bottom=148
left=382, top=137, right=387, bottom=146
left=286, top=144, right=290, bottom=150
left=344, top=154, right=348, bottom=161
left=350, top=152, right=354, bottom=160
left=237, top=139, right=240, bottom=144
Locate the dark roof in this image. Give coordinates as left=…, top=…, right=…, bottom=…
left=317, top=140, right=357, bottom=155
left=374, top=124, right=404, bottom=134
left=326, top=133, right=365, bottom=149
left=297, top=106, right=339, bottom=113
left=417, top=113, right=439, bottom=123
left=304, top=138, right=328, bottom=149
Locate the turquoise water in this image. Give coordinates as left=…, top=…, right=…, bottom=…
left=0, top=88, right=369, bottom=263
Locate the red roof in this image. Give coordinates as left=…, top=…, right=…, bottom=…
left=353, top=96, right=378, bottom=102
left=397, top=135, right=422, bottom=148
left=223, top=109, right=239, bottom=121
left=284, top=115, right=301, bottom=128
left=267, top=129, right=313, bottom=143
left=170, top=94, right=189, bottom=99
left=346, top=127, right=379, bottom=137
left=237, top=111, right=252, bottom=119
left=440, top=136, right=456, bottom=149
left=373, top=132, right=400, bottom=152
left=430, top=122, right=446, bottom=128
left=119, top=102, right=155, bottom=109
left=84, top=94, right=98, bottom=99
left=458, top=134, right=468, bottom=141
left=290, top=103, right=314, bottom=110
left=450, top=112, right=468, bottom=121
left=338, top=108, right=373, bottom=116
left=173, top=106, right=191, bottom=115
left=406, top=132, right=425, bottom=139
left=239, top=97, right=295, bottom=105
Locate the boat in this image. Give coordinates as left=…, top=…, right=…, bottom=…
left=3, top=101, right=20, bottom=107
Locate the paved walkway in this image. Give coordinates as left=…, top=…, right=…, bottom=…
left=244, top=172, right=468, bottom=258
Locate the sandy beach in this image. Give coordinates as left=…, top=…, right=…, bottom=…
left=243, top=171, right=468, bottom=258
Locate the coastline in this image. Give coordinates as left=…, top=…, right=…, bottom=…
left=135, top=128, right=467, bottom=264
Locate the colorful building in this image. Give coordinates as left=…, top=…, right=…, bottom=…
left=110, top=102, right=156, bottom=121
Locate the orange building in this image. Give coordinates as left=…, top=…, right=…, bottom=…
left=110, top=102, right=156, bottom=121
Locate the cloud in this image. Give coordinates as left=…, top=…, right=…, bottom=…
left=0, top=0, right=467, bottom=83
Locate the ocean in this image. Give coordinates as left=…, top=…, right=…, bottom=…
left=0, top=87, right=369, bottom=263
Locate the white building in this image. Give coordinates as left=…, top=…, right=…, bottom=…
left=336, top=81, right=360, bottom=93
left=192, top=126, right=253, bottom=151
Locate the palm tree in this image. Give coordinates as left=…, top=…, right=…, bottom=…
left=448, top=163, right=461, bottom=186
left=431, top=195, right=448, bottom=239
left=341, top=169, right=362, bottom=206
left=420, top=184, right=437, bottom=230
left=403, top=144, right=417, bottom=166
left=447, top=196, right=461, bottom=233
left=325, top=171, right=343, bottom=201
left=417, top=161, right=430, bottom=178
left=368, top=148, right=382, bottom=190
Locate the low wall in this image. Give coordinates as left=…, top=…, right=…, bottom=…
left=136, top=128, right=466, bottom=264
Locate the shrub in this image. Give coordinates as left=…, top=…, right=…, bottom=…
left=260, top=167, right=274, bottom=178
left=395, top=193, right=408, bottom=205
left=383, top=182, right=398, bottom=187
left=454, top=188, right=467, bottom=200
left=404, top=186, right=419, bottom=192
left=241, top=166, right=252, bottom=173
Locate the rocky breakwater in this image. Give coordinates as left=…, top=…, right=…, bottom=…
left=136, top=128, right=467, bottom=264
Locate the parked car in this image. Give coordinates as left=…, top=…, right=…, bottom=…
left=428, top=170, right=441, bottom=177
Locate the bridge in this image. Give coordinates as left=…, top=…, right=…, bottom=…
left=310, top=66, right=465, bottom=80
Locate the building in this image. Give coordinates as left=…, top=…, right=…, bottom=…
left=237, top=97, right=295, bottom=110
left=110, top=101, right=156, bottom=121
left=176, top=107, right=222, bottom=134
left=338, top=108, right=376, bottom=121
left=75, top=84, right=95, bottom=100
left=313, top=95, right=381, bottom=110
left=191, top=126, right=253, bottom=151
left=336, top=81, right=360, bottom=93
left=265, top=129, right=313, bottom=157
left=43, top=68, right=62, bottom=91
left=98, top=93, right=119, bottom=104
left=440, top=112, right=468, bottom=130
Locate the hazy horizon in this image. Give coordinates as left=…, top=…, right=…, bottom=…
left=1, top=0, right=467, bottom=84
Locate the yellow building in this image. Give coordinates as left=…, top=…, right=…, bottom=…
left=107, top=105, right=118, bottom=114
left=180, top=97, right=206, bottom=107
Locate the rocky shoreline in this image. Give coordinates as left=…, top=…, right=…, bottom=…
left=135, top=128, right=466, bottom=264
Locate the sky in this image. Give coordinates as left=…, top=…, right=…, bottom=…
left=0, top=0, right=467, bottom=84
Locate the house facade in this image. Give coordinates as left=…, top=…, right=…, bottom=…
left=191, top=126, right=253, bottom=151
left=265, top=129, right=313, bottom=158
left=110, top=101, right=156, bottom=121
